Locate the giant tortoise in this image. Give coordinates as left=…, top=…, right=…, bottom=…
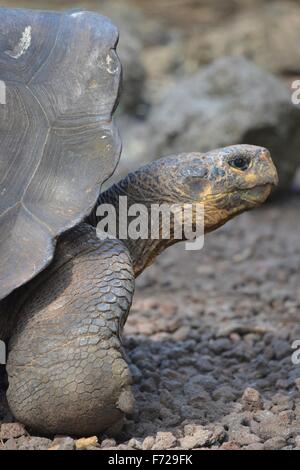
left=0, top=7, right=278, bottom=435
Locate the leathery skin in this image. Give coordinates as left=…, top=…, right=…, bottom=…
left=6, top=224, right=135, bottom=435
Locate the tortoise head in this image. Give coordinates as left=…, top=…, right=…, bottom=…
left=96, top=144, right=278, bottom=276
left=143, top=144, right=278, bottom=233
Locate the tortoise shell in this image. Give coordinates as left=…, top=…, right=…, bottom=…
left=0, top=7, right=122, bottom=300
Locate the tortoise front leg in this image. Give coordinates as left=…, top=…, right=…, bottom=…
left=6, top=225, right=135, bottom=436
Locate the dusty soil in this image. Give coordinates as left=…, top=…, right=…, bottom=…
left=1, top=195, right=300, bottom=450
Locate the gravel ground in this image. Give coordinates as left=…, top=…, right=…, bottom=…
left=1, top=196, right=300, bottom=450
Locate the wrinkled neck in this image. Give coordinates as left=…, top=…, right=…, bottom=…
left=89, top=175, right=179, bottom=277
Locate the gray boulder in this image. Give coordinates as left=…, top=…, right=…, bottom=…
left=139, top=57, right=300, bottom=190
left=98, top=0, right=172, bottom=115
left=96, top=0, right=147, bottom=114
left=186, top=1, right=300, bottom=75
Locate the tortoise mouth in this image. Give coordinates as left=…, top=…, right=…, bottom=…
left=238, top=184, right=273, bottom=205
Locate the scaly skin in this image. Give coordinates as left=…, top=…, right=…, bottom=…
left=3, top=145, right=278, bottom=436
left=6, top=225, right=135, bottom=435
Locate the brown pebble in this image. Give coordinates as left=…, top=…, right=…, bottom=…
left=142, top=436, right=155, bottom=450
left=242, top=387, right=263, bottom=411
left=220, top=441, right=241, bottom=450
left=75, top=436, right=98, bottom=450
left=0, top=423, right=26, bottom=440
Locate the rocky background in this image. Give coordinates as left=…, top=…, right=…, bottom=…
left=1, top=0, right=300, bottom=451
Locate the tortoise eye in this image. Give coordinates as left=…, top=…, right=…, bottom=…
left=229, top=156, right=250, bottom=171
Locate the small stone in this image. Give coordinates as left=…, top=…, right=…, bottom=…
left=75, top=436, right=98, bottom=450
left=184, top=424, right=201, bottom=436
left=278, top=410, right=295, bottom=425
left=242, top=387, right=263, bottom=411
left=230, top=428, right=261, bottom=446
left=243, top=443, right=264, bottom=450
left=3, top=438, right=18, bottom=450
left=220, top=441, right=241, bottom=450
left=264, top=437, right=286, bottom=450
left=18, top=437, right=52, bottom=450
left=229, top=333, right=241, bottom=343
left=251, top=413, right=283, bottom=440
left=48, top=436, right=75, bottom=450
left=180, top=428, right=213, bottom=449
left=0, top=422, right=26, bottom=440
left=117, top=444, right=129, bottom=450
left=209, top=338, right=231, bottom=354
left=196, top=356, right=214, bottom=372
left=142, top=436, right=155, bottom=450
left=173, top=326, right=190, bottom=341
left=101, top=438, right=117, bottom=448
left=295, top=436, right=300, bottom=447
left=254, top=410, right=274, bottom=422
left=128, top=438, right=143, bottom=449
left=152, top=432, right=177, bottom=450
left=270, top=393, right=293, bottom=412
left=210, top=425, right=226, bottom=445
